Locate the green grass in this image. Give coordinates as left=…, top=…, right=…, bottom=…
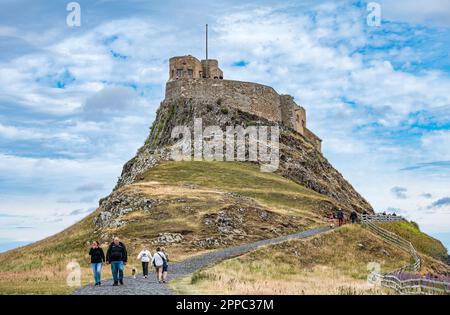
left=379, top=221, right=448, bottom=262
left=142, top=161, right=332, bottom=217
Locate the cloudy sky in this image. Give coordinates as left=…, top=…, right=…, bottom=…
left=1, top=0, right=450, bottom=252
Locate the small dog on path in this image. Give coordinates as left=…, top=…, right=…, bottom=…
left=131, top=267, right=137, bottom=279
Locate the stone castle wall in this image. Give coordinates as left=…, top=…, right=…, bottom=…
left=165, top=78, right=322, bottom=151
left=166, top=79, right=282, bottom=123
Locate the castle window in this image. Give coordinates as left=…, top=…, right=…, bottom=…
left=296, top=114, right=300, bottom=122
left=188, top=69, right=193, bottom=78
left=176, top=69, right=183, bottom=78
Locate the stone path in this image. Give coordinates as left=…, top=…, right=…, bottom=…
left=72, top=226, right=330, bottom=295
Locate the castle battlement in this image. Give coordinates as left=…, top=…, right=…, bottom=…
left=169, top=55, right=223, bottom=81
left=165, top=55, right=321, bottom=152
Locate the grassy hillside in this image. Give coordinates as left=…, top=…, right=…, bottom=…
left=0, top=161, right=333, bottom=294
left=377, top=221, right=448, bottom=262
left=0, top=214, right=97, bottom=294
left=1, top=161, right=448, bottom=295
left=171, top=225, right=450, bottom=295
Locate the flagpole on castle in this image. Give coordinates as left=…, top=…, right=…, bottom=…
left=205, top=24, right=209, bottom=78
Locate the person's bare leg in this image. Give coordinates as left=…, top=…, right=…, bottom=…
left=155, top=267, right=161, bottom=282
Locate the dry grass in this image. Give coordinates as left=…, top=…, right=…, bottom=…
left=0, top=161, right=331, bottom=294
left=2, top=161, right=446, bottom=294
left=170, top=225, right=418, bottom=295
left=172, top=265, right=389, bottom=295
left=141, top=161, right=333, bottom=219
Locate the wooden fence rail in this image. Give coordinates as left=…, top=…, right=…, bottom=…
left=361, top=214, right=448, bottom=295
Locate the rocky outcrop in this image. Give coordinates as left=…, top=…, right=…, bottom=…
left=113, top=96, right=373, bottom=214
left=151, top=233, right=184, bottom=245
left=94, top=190, right=159, bottom=229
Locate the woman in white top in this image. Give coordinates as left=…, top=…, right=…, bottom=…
left=151, top=247, right=167, bottom=283
left=137, top=247, right=152, bottom=279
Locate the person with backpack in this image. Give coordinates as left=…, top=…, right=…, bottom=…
left=88, top=240, right=105, bottom=286
left=137, top=247, right=152, bottom=279
left=152, top=247, right=167, bottom=284
left=161, top=247, right=170, bottom=283
left=350, top=211, right=358, bottom=224
left=337, top=209, right=345, bottom=226
left=106, top=237, right=128, bottom=286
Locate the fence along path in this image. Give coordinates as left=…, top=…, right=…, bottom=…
left=361, top=214, right=449, bottom=295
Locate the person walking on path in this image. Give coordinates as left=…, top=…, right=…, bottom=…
left=337, top=209, right=345, bottom=227
left=137, top=247, right=152, bottom=279
left=89, top=241, right=105, bottom=286
left=328, top=213, right=335, bottom=229
left=350, top=211, right=358, bottom=224
left=152, top=247, right=167, bottom=284
left=161, top=247, right=170, bottom=283
left=106, top=237, right=128, bottom=286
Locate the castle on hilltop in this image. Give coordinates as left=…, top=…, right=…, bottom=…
left=166, top=55, right=322, bottom=152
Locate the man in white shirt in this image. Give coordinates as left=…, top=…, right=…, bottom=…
left=137, top=247, right=152, bottom=279
left=151, top=247, right=167, bottom=283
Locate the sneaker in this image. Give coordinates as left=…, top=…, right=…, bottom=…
left=113, top=281, right=118, bottom=286
left=94, top=283, right=98, bottom=286
left=98, top=282, right=102, bottom=286
left=119, top=280, right=124, bottom=285
left=162, top=280, right=166, bottom=284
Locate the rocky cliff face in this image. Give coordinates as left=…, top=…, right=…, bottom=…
left=113, top=92, right=373, bottom=214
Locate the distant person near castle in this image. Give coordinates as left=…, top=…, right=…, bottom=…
left=350, top=211, right=358, bottom=224
left=337, top=209, right=345, bottom=227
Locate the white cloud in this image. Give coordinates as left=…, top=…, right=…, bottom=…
left=0, top=123, right=86, bottom=143
left=421, top=131, right=450, bottom=160
left=1, top=1, right=450, bottom=248
left=379, top=0, right=450, bottom=26
left=81, top=86, right=140, bottom=121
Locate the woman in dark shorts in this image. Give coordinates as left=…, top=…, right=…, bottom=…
left=161, top=247, right=169, bottom=283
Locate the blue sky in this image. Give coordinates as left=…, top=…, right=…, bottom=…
left=1, top=0, right=450, bottom=252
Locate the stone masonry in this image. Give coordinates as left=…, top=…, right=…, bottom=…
left=166, top=55, right=322, bottom=151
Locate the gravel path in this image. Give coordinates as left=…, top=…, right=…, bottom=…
left=72, top=226, right=330, bottom=295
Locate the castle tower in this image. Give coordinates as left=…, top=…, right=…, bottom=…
left=168, top=56, right=223, bottom=81
left=166, top=55, right=320, bottom=152
left=168, top=25, right=223, bottom=81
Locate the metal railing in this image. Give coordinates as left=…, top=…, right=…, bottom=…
left=361, top=214, right=449, bottom=295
